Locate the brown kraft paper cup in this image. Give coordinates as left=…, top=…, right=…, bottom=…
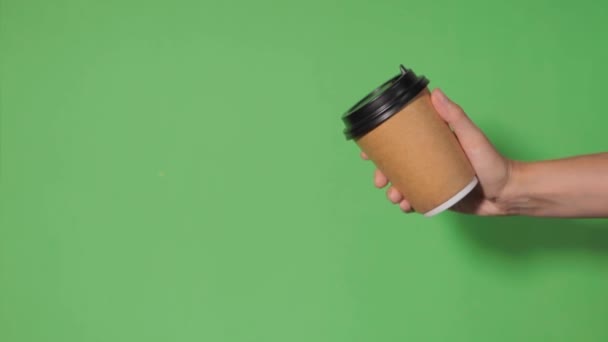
left=342, top=65, right=477, bottom=216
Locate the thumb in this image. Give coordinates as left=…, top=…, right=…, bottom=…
left=431, top=88, right=484, bottom=142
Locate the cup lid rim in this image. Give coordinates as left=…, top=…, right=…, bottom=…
left=342, top=65, right=429, bottom=140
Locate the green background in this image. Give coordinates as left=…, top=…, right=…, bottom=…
left=2, top=0, right=608, bottom=341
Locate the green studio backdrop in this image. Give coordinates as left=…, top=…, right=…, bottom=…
left=2, top=0, right=608, bottom=341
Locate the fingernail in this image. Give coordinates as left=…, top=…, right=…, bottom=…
left=389, top=189, right=399, bottom=202
left=400, top=201, right=415, bottom=213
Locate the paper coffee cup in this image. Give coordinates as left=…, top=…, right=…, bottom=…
left=342, top=65, right=477, bottom=216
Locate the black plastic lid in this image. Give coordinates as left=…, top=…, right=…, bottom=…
left=342, top=65, right=429, bottom=140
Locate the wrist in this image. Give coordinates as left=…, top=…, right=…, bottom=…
left=496, top=160, right=552, bottom=216
left=495, top=160, right=528, bottom=216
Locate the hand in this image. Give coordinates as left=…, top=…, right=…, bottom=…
left=361, top=88, right=514, bottom=216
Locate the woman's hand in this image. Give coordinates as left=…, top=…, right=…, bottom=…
left=361, top=88, right=514, bottom=216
